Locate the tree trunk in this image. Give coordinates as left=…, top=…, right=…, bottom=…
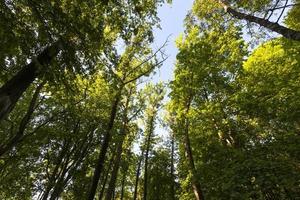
left=0, top=81, right=44, bottom=157
left=104, top=129, right=126, bottom=200
left=40, top=141, right=70, bottom=200
left=143, top=115, right=155, bottom=200
left=105, top=93, right=130, bottom=200
left=87, top=90, right=122, bottom=200
left=47, top=130, right=91, bottom=200
left=133, top=149, right=144, bottom=200
left=183, top=98, right=204, bottom=200
left=219, top=0, right=300, bottom=41
left=0, top=41, right=61, bottom=122
left=98, top=151, right=116, bottom=200
left=184, top=127, right=204, bottom=200
left=120, top=169, right=126, bottom=200
left=171, top=133, right=176, bottom=200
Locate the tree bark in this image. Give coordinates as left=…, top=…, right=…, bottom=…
left=219, top=0, right=300, bottom=41
left=0, top=41, right=61, bottom=122
left=133, top=148, right=144, bottom=200
left=183, top=98, right=205, bottom=200
left=98, top=151, right=116, bottom=200
left=0, top=81, right=44, bottom=157
left=87, top=90, right=122, bottom=200
left=40, top=141, right=70, bottom=200
left=104, top=138, right=124, bottom=200
left=171, top=133, right=176, bottom=200
left=120, top=169, right=126, bottom=200
left=143, top=115, right=155, bottom=200
left=105, top=92, right=130, bottom=200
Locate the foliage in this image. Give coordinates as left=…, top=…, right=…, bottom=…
left=1, top=1, right=300, bottom=200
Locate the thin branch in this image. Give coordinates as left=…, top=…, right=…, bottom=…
left=276, top=0, right=289, bottom=23
left=268, top=3, right=299, bottom=12
left=125, top=37, right=170, bottom=77
left=265, top=0, right=281, bottom=20
left=27, top=0, right=54, bottom=42
left=123, top=55, right=169, bottom=85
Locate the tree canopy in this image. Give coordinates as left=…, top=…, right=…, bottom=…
left=0, top=0, right=299, bottom=200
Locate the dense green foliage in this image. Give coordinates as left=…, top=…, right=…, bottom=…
left=0, top=0, right=299, bottom=200
left=168, top=2, right=300, bottom=199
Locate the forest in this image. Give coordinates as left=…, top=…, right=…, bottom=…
left=0, top=0, right=299, bottom=199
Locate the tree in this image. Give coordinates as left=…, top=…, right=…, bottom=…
left=0, top=0, right=167, bottom=121
left=140, top=83, right=165, bottom=200
left=169, top=18, right=247, bottom=199
left=169, top=8, right=300, bottom=199
left=147, top=147, right=177, bottom=200
left=193, top=0, right=300, bottom=41
left=87, top=31, right=167, bottom=200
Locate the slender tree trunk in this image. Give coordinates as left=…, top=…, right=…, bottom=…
left=98, top=151, right=116, bottom=200
left=98, top=170, right=109, bottom=200
left=143, top=115, right=155, bottom=200
left=87, top=90, right=122, bottom=200
left=120, top=169, right=126, bottom=200
left=112, top=190, right=115, bottom=200
left=40, top=141, right=70, bottom=200
left=48, top=131, right=91, bottom=200
left=133, top=149, right=144, bottom=200
left=184, top=124, right=204, bottom=200
left=171, top=133, right=176, bottom=200
left=105, top=94, right=130, bottom=200
left=183, top=98, right=204, bottom=200
left=0, top=41, right=61, bottom=122
left=49, top=168, right=69, bottom=200
left=105, top=132, right=126, bottom=200
left=48, top=145, right=74, bottom=200
left=219, top=0, right=300, bottom=41
left=49, top=151, right=88, bottom=200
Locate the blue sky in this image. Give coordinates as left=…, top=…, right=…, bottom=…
left=133, top=1, right=194, bottom=150
left=152, top=0, right=194, bottom=82
left=142, top=0, right=195, bottom=143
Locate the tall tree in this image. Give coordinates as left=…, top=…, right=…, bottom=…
left=193, top=0, right=300, bottom=40
left=169, top=8, right=300, bottom=199
left=141, top=83, right=165, bottom=200
left=87, top=31, right=167, bottom=200
left=0, top=0, right=167, bottom=122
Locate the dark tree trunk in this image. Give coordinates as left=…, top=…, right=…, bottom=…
left=143, top=115, right=154, bottom=200
left=183, top=98, right=204, bottom=200
left=219, top=0, right=300, bottom=41
left=120, top=169, right=126, bottom=200
left=98, top=151, right=116, bottom=200
left=0, top=42, right=61, bottom=122
left=48, top=131, right=91, bottom=200
left=171, top=133, right=176, bottom=200
left=105, top=94, right=130, bottom=200
left=49, top=168, right=69, bottom=200
left=87, top=91, right=122, bottom=200
left=184, top=124, right=204, bottom=200
left=41, top=125, right=91, bottom=200
left=40, top=141, right=70, bottom=200
left=133, top=149, right=144, bottom=200
left=105, top=131, right=126, bottom=200
left=0, top=81, right=44, bottom=157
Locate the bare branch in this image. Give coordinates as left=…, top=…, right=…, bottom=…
left=125, top=36, right=170, bottom=77
left=123, top=55, right=169, bottom=85
left=276, top=0, right=289, bottom=23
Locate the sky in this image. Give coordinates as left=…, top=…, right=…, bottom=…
left=151, top=0, right=194, bottom=82
left=133, top=0, right=194, bottom=151
left=145, top=0, right=195, bottom=142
